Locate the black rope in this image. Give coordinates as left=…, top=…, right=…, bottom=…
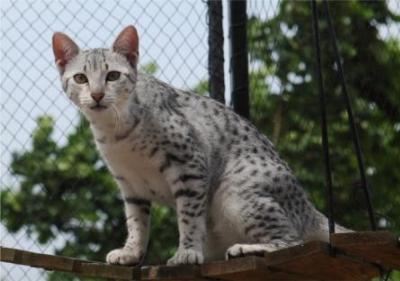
left=322, top=0, right=377, bottom=230
left=310, top=0, right=335, bottom=236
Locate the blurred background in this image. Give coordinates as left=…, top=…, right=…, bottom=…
left=1, top=0, right=399, bottom=280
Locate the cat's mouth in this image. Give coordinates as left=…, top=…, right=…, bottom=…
left=90, top=104, right=108, bottom=111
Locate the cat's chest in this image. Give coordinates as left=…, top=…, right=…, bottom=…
left=97, top=139, right=173, bottom=205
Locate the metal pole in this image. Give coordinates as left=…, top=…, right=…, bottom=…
left=207, top=0, right=225, bottom=104
left=228, top=0, right=249, bottom=119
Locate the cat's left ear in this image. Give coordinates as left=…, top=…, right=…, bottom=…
left=112, top=25, right=139, bottom=67
left=52, top=32, right=80, bottom=74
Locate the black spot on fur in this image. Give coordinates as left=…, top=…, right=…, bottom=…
left=234, top=166, right=245, bottom=174
left=149, top=147, right=159, bottom=157
left=174, top=189, right=199, bottom=198
left=125, top=197, right=150, bottom=206
left=176, top=174, right=203, bottom=183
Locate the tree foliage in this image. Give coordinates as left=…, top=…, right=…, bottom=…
left=248, top=0, right=400, bottom=232
left=1, top=1, right=399, bottom=280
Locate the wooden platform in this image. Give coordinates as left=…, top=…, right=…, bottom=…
left=331, top=231, right=400, bottom=270
left=1, top=231, right=399, bottom=281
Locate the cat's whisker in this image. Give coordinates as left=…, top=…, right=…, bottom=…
left=110, top=104, right=121, bottom=135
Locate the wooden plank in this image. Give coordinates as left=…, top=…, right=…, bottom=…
left=0, top=247, right=138, bottom=280
left=201, top=256, right=313, bottom=281
left=1, top=246, right=75, bottom=272
left=79, top=262, right=139, bottom=280
left=141, top=264, right=207, bottom=281
left=264, top=241, right=380, bottom=281
left=0, top=247, right=16, bottom=263
left=2, top=241, right=389, bottom=281
left=0, top=246, right=313, bottom=280
left=1, top=246, right=209, bottom=280
left=331, top=231, right=400, bottom=270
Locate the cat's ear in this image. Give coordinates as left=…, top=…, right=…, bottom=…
left=52, top=32, right=79, bottom=73
left=112, top=25, right=139, bottom=66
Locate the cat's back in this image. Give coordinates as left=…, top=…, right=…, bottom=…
left=134, top=73, right=281, bottom=166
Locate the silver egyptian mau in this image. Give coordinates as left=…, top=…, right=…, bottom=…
left=52, top=26, right=348, bottom=265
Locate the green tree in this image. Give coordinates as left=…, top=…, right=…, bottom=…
left=248, top=0, right=400, bottom=232
left=248, top=2, right=399, bottom=278
left=1, top=1, right=400, bottom=280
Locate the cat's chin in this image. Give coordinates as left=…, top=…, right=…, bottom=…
left=89, top=105, right=108, bottom=112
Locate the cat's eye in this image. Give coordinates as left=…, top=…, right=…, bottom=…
left=73, top=73, right=88, bottom=84
left=106, top=71, right=121, bottom=82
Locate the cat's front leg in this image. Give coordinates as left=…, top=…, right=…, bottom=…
left=167, top=176, right=207, bottom=265
left=106, top=196, right=151, bottom=265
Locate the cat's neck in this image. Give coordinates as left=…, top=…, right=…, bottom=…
left=87, top=103, right=136, bottom=140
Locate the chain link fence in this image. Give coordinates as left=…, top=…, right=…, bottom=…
left=1, top=0, right=400, bottom=280
left=1, top=1, right=210, bottom=280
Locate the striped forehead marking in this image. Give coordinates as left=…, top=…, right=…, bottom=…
left=83, top=48, right=109, bottom=72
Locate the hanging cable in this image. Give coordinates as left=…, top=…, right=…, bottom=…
left=310, top=0, right=335, bottom=236
left=322, top=0, right=377, bottom=230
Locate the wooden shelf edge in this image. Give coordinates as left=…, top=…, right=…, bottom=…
left=2, top=232, right=397, bottom=281
left=0, top=246, right=140, bottom=280
left=330, top=231, right=400, bottom=271
left=330, top=230, right=399, bottom=246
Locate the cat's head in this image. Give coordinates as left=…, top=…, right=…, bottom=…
left=52, top=26, right=139, bottom=116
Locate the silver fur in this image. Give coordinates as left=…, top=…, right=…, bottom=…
left=53, top=26, right=350, bottom=266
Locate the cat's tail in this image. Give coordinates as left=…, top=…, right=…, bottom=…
left=303, top=207, right=353, bottom=243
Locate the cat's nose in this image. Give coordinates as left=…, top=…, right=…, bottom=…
left=91, top=92, right=105, bottom=102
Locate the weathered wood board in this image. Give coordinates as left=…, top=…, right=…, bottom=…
left=331, top=231, right=400, bottom=270
left=1, top=247, right=139, bottom=280
left=264, top=241, right=379, bottom=281
left=202, top=256, right=312, bottom=281
left=2, top=231, right=399, bottom=281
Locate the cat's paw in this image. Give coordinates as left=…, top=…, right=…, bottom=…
left=225, top=244, right=273, bottom=259
left=106, top=248, right=142, bottom=265
left=167, top=248, right=204, bottom=265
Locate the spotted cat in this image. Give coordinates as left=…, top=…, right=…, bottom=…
left=52, top=25, right=349, bottom=265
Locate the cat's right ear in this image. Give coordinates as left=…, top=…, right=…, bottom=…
left=52, top=32, right=79, bottom=74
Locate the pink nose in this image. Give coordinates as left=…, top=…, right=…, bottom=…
left=91, top=92, right=105, bottom=102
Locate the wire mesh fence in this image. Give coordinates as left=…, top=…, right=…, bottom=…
left=1, top=0, right=400, bottom=280
left=1, top=1, right=209, bottom=280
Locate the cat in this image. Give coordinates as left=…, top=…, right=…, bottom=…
left=52, top=25, right=349, bottom=265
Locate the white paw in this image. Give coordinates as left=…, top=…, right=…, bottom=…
left=167, top=248, right=204, bottom=265
left=106, top=248, right=142, bottom=265
left=225, top=244, right=275, bottom=259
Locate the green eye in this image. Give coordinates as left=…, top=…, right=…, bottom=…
left=106, top=71, right=121, bottom=82
left=73, top=73, right=88, bottom=84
